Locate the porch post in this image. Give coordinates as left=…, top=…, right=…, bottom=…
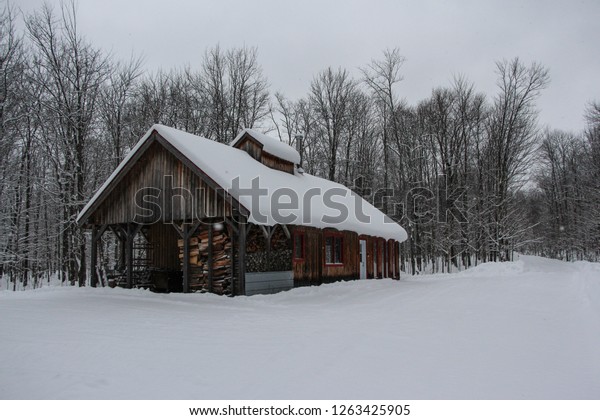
left=126, top=224, right=134, bottom=289
left=238, top=218, right=246, bottom=296
left=125, top=223, right=143, bottom=289
left=207, top=223, right=213, bottom=293
left=173, top=221, right=201, bottom=293
left=182, top=224, right=190, bottom=293
left=90, top=225, right=98, bottom=288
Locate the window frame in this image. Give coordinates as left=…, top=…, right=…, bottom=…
left=324, top=232, right=344, bottom=266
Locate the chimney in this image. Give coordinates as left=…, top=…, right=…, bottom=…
left=294, top=134, right=304, bottom=167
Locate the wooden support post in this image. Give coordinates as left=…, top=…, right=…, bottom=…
left=125, top=223, right=142, bottom=289
left=182, top=224, right=190, bottom=293
left=224, top=217, right=239, bottom=235
left=228, top=223, right=235, bottom=296
left=238, top=219, right=246, bottom=296
left=259, top=225, right=276, bottom=271
left=207, top=223, right=213, bottom=293
left=280, top=224, right=291, bottom=239
left=126, top=224, right=134, bottom=289
left=173, top=221, right=201, bottom=294
left=118, top=234, right=125, bottom=271
left=90, top=225, right=98, bottom=288
left=97, top=224, right=109, bottom=238
left=111, top=225, right=127, bottom=272
left=224, top=217, right=239, bottom=296
left=259, top=225, right=273, bottom=252
left=90, top=224, right=108, bottom=288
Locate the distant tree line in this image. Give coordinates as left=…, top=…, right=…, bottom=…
left=1, top=2, right=598, bottom=288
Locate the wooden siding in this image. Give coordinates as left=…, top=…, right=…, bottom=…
left=292, top=226, right=360, bottom=285
left=322, top=229, right=359, bottom=279
left=291, top=226, right=322, bottom=284
left=260, top=150, right=295, bottom=174
left=236, top=136, right=262, bottom=161
left=90, top=139, right=232, bottom=225
left=146, top=223, right=180, bottom=270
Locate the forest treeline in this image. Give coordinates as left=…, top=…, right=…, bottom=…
left=1, top=2, right=599, bottom=287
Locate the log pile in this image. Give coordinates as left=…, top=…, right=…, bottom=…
left=245, top=225, right=292, bottom=272
left=178, top=226, right=233, bottom=295
left=246, top=227, right=264, bottom=254
left=246, top=249, right=292, bottom=272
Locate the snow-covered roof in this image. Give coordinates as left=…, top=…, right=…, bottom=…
left=230, top=128, right=301, bottom=165
left=78, top=125, right=407, bottom=242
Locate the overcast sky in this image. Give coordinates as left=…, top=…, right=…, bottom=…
left=18, top=0, right=600, bottom=132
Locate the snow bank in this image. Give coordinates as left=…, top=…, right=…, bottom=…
left=1, top=255, right=598, bottom=399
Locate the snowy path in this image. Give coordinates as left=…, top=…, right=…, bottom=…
left=1, top=255, right=599, bottom=399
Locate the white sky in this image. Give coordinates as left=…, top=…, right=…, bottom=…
left=17, top=0, right=600, bottom=132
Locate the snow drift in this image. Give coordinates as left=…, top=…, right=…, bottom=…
left=0, top=255, right=599, bottom=399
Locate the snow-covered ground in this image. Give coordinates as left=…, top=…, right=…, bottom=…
left=1, top=255, right=599, bottom=399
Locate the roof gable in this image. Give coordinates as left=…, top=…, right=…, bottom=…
left=76, top=127, right=245, bottom=225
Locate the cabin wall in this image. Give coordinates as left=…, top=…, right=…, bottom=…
left=260, top=151, right=295, bottom=174
left=292, top=226, right=321, bottom=285
left=236, top=137, right=262, bottom=161
left=322, top=229, right=359, bottom=280
left=292, top=226, right=360, bottom=286
left=91, top=139, right=232, bottom=225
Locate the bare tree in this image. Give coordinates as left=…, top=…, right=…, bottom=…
left=271, top=92, right=315, bottom=170
left=25, top=1, right=111, bottom=285
left=200, top=45, right=269, bottom=143
left=485, top=58, right=549, bottom=260
left=0, top=2, right=28, bottom=287
left=0, top=2, right=23, bottom=167
left=361, top=48, right=406, bottom=211
left=99, top=55, right=143, bottom=167
left=309, top=67, right=356, bottom=181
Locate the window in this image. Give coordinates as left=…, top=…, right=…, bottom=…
left=325, top=233, right=343, bottom=265
left=293, top=231, right=305, bottom=261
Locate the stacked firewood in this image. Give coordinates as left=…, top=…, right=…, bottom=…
left=246, top=249, right=292, bottom=272
left=245, top=227, right=264, bottom=254
left=244, top=225, right=293, bottom=272
left=178, top=226, right=232, bottom=294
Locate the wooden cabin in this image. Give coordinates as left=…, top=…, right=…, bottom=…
left=77, top=125, right=407, bottom=295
